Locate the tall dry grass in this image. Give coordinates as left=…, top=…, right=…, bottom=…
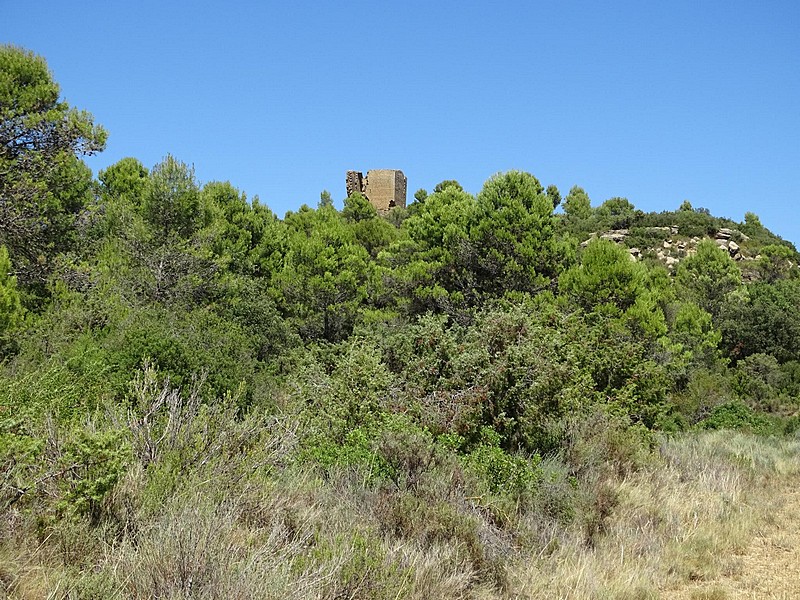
left=506, top=431, right=800, bottom=599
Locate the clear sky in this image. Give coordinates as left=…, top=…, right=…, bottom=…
left=3, top=1, right=799, bottom=244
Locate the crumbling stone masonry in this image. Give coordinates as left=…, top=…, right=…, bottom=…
left=346, top=170, right=407, bottom=214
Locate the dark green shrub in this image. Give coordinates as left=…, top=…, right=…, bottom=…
left=699, top=401, right=771, bottom=433
left=462, top=427, right=542, bottom=498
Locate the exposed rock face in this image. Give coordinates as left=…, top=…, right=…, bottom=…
left=585, top=225, right=752, bottom=269
left=346, top=169, right=407, bottom=214
left=600, top=230, right=628, bottom=243
left=714, top=238, right=743, bottom=260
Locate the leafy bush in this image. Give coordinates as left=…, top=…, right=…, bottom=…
left=699, top=401, right=772, bottom=433
left=462, top=427, right=542, bottom=497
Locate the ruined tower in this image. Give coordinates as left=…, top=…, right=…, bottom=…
left=346, top=169, right=407, bottom=214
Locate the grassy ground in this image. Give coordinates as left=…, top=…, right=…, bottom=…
left=507, top=432, right=800, bottom=599
left=2, top=429, right=799, bottom=599
left=665, top=460, right=800, bottom=599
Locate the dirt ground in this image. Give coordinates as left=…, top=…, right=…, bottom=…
left=665, top=481, right=800, bottom=599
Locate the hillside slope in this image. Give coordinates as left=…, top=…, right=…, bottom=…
left=3, top=45, right=800, bottom=599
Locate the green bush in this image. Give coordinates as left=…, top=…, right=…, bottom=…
left=699, top=401, right=772, bottom=434
left=462, top=427, right=542, bottom=498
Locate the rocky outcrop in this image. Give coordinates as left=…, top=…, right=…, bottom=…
left=708, top=228, right=746, bottom=259
left=601, top=230, right=628, bottom=243
left=584, top=226, right=751, bottom=269
left=716, top=228, right=733, bottom=240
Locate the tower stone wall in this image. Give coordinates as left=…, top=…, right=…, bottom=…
left=345, top=171, right=364, bottom=198
left=346, top=169, right=407, bottom=214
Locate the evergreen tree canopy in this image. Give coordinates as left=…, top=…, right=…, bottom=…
left=0, top=45, right=106, bottom=285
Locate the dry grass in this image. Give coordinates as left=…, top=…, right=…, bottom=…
left=505, top=431, right=800, bottom=599
left=105, top=466, right=486, bottom=600
left=3, top=430, right=799, bottom=599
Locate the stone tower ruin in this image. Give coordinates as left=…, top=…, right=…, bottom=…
left=346, top=169, right=407, bottom=214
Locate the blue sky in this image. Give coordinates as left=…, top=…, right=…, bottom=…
left=4, top=1, right=799, bottom=244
